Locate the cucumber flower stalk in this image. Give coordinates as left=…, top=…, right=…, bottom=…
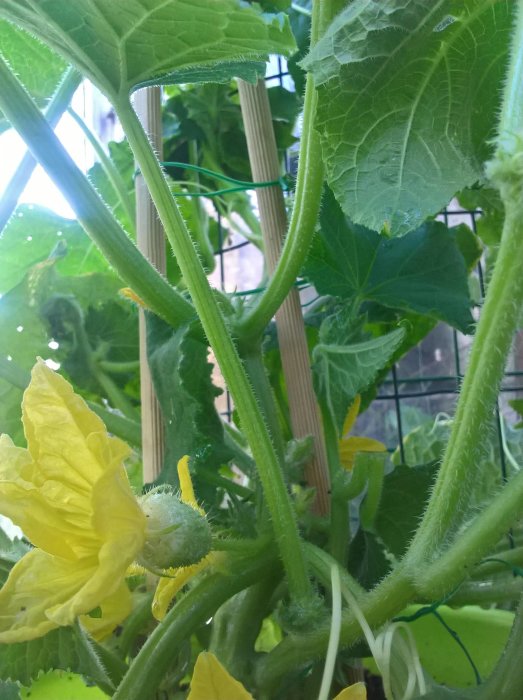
left=0, top=361, right=214, bottom=641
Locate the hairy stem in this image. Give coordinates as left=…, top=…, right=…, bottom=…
left=478, top=591, right=523, bottom=699
left=116, top=98, right=313, bottom=603
left=254, top=566, right=414, bottom=695
left=237, top=0, right=333, bottom=338
left=0, top=66, right=81, bottom=231
left=113, top=549, right=277, bottom=700
left=68, top=106, right=136, bottom=233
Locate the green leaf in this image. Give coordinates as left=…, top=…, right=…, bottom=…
left=0, top=536, right=30, bottom=586
left=146, top=315, right=233, bottom=496
left=305, top=189, right=474, bottom=332
left=0, top=205, right=109, bottom=294
left=0, top=680, right=20, bottom=700
left=374, top=463, right=438, bottom=558
left=302, top=0, right=513, bottom=235
left=313, top=327, right=405, bottom=432
left=0, top=626, right=117, bottom=693
left=20, top=671, right=109, bottom=700
left=0, top=1, right=296, bottom=102
left=403, top=605, right=513, bottom=690
left=393, top=416, right=523, bottom=515
left=0, top=20, right=67, bottom=134
left=347, top=528, right=391, bottom=590
left=87, top=141, right=136, bottom=237
left=510, top=399, right=523, bottom=428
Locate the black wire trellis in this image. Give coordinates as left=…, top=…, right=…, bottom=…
left=210, top=59, right=523, bottom=465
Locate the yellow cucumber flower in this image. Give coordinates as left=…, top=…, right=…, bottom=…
left=0, top=360, right=147, bottom=643
left=186, top=651, right=366, bottom=700
left=338, top=395, right=386, bottom=470
left=0, top=361, right=215, bottom=642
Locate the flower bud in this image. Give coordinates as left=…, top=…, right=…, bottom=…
left=138, top=490, right=212, bottom=570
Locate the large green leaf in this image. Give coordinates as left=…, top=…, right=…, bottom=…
left=0, top=205, right=109, bottom=294
left=305, top=190, right=474, bottom=332
left=302, top=0, right=513, bottom=235
left=0, top=20, right=67, bottom=134
left=313, top=327, right=405, bottom=432
left=146, top=315, right=232, bottom=497
left=0, top=1, right=296, bottom=103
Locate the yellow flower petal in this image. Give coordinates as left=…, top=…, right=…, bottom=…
left=177, top=455, right=204, bottom=514
left=187, top=652, right=254, bottom=700
left=22, top=360, right=131, bottom=493
left=342, top=395, right=362, bottom=437
left=80, top=582, right=133, bottom=641
left=0, top=549, right=96, bottom=643
left=152, top=555, right=213, bottom=621
left=0, top=362, right=146, bottom=641
left=333, top=681, right=367, bottom=700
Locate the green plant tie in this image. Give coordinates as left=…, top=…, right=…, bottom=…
left=394, top=590, right=482, bottom=685
left=136, top=161, right=290, bottom=197
left=480, top=557, right=523, bottom=578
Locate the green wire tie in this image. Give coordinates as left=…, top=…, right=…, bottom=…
left=393, top=586, right=482, bottom=686
left=149, top=161, right=290, bottom=197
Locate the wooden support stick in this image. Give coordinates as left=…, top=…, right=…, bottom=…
left=134, top=87, right=166, bottom=483
left=238, top=79, right=330, bottom=515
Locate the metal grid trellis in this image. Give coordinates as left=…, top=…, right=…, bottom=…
left=208, top=59, right=523, bottom=472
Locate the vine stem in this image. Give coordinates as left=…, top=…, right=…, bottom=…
left=406, top=0, right=523, bottom=569
left=116, top=98, right=313, bottom=604
left=113, top=549, right=277, bottom=700
left=237, top=0, right=333, bottom=339
left=0, top=56, right=194, bottom=330
left=0, top=66, right=81, bottom=232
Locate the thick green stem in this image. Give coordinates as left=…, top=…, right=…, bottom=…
left=237, top=0, right=333, bottom=339
left=415, top=467, right=523, bottom=599
left=0, top=57, right=194, bottom=329
left=0, top=67, right=81, bottom=232
left=478, top=592, right=523, bottom=699
left=407, top=182, right=523, bottom=567
left=323, top=409, right=350, bottom=565
left=68, top=107, right=136, bottom=233
left=407, top=0, right=523, bottom=570
left=113, top=549, right=277, bottom=700
left=116, top=99, right=312, bottom=603
left=254, top=566, right=414, bottom=695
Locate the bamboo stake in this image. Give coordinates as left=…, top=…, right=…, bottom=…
left=238, top=79, right=330, bottom=515
left=134, top=87, right=166, bottom=483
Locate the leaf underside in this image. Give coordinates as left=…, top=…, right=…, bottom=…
left=0, top=0, right=296, bottom=102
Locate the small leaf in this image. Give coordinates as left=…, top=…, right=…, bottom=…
left=313, top=328, right=405, bottom=433
left=304, top=190, right=474, bottom=332
left=0, top=680, right=20, bottom=700
left=302, top=0, right=513, bottom=234
left=0, top=205, right=109, bottom=294
left=187, top=651, right=253, bottom=700
left=146, top=316, right=232, bottom=495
